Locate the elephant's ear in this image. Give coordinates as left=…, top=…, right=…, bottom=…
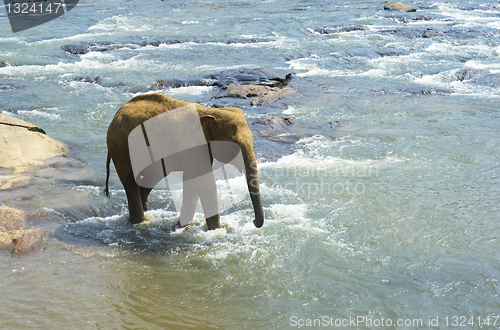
left=200, top=115, right=217, bottom=128
left=199, top=115, right=217, bottom=140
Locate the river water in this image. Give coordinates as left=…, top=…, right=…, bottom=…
left=1, top=0, right=499, bottom=329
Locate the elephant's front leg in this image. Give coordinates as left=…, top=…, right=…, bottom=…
left=140, top=187, right=153, bottom=211
left=195, top=173, right=220, bottom=230
left=178, top=180, right=198, bottom=227
left=122, top=173, right=146, bottom=224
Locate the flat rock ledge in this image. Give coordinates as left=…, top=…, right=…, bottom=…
left=0, top=114, right=68, bottom=169
left=216, top=83, right=297, bottom=105
left=384, top=1, right=416, bottom=12
left=0, top=206, right=45, bottom=255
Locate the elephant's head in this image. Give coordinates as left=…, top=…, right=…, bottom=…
left=199, top=108, right=264, bottom=228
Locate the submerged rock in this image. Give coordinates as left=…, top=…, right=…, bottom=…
left=455, top=68, right=500, bottom=85
left=0, top=62, right=6, bottom=68
left=384, top=1, right=416, bottom=12
left=460, top=3, right=500, bottom=11
left=137, top=80, right=188, bottom=93
left=216, top=84, right=270, bottom=99
left=73, top=76, right=102, bottom=85
left=0, top=175, right=30, bottom=190
left=0, top=114, right=68, bottom=169
left=204, top=68, right=292, bottom=88
left=254, top=116, right=299, bottom=128
left=215, top=83, right=297, bottom=105
left=0, top=82, right=15, bottom=91
left=0, top=229, right=45, bottom=255
left=0, top=206, right=45, bottom=255
left=387, top=14, right=449, bottom=23
left=347, top=48, right=407, bottom=59
left=135, top=68, right=295, bottom=106
left=62, top=39, right=183, bottom=55
left=83, top=76, right=102, bottom=85
left=455, top=68, right=488, bottom=81
left=62, top=43, right=91, bottom=55
left=137, top=68, right=292, bottom=93
left=62, top=37, right=272, bottom=55
left=422, top=30, right=442, bottom=38
left=0, top=206, right=26, bottom=231
left=226, top=38, right=274, bottom=44
left=251, top=88, right=297, bottom=106
left=314, top=25, right=367, bottom=34
left=379, top=26, right=500, bottom=39
left=249, top=116, right=309, bottom=160
left=378, top=87, right=450, bottom=95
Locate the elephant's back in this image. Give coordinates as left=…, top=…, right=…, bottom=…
left=107, top=94, right=188, bottom=140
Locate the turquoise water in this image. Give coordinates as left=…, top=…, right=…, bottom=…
left=1, top=0, right=500, bottom=329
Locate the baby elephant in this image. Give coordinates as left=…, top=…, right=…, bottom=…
left=105, top=93, right=264, bottom=230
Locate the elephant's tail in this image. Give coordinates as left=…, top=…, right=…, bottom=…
left=104, top=152, right=111, bottom=197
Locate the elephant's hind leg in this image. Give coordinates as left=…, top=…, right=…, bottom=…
left=140, top=187, right=153, bottom=211
left=121, top=173, right=146, bottom=224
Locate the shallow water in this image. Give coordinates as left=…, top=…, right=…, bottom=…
left=1, top=0, right=500, bottom=329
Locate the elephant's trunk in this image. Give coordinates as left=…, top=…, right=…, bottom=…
left=244, top=152, right=264, bottom=228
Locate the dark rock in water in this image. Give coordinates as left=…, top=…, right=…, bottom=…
left=62, top=38, right=184, bottom=55
left=455, top=68, right=489, bottom=81
left=0, top=62, right=6, bottom=68
left=384, top=0, right=416, bottom=12
left=249, top=116, right=309, bottom=160
left=214, top=84, right=297, bottom=105
left=134, top=68, right=295, bottom=107
left=62, top=37, right=276, bottom=55
left=378, top=28, right=425, bottom=38
left=375, top=49, right=407, bottom=57
left=461, top=3, right=500, bottom=11
left=381, top=28, right=441, bottom=39
left=0, top=82, right=14, bottom=91
left=314, top=25, right=367, bottom=34
left=379, top=87, right=450, bottom=95
left=379, top=26, right=500, bottom=39
left=138, top=68, right=293, bottom=93
left=204, top=68, right=292, bottom=88
left=146, top=38, right=183, bottom=47
left=347, top=48, right=407, bottom=59
left=138, top=79, right=188, bottom=92
left=254, top=116, right=299, bottom=128
left=444, top=27, right=500, bottom=38
left=134, top=78, right=213, bottom=93
left=82, top=76, right=102, bottom=85
left=401, top=88, right=449, bottom=95
left=387, top=14, right=450, bottom=23
left=248, top=116, right=345, bottom=161
left=328, top=121, right=341, bottom=129
left=455, top=68, right=500, bottom=85
left=62, top=43, right=91, bottom=55
left=422, top=30, right=442, bottom=38
left=226, top=38, right=274, bottom=44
